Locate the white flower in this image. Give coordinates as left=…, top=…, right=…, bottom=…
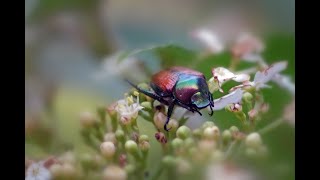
left=192, top=28, right=224, bottom=54
left=208, top=89, right=244, bottom=111
left=230, top=61, right=288, bottom=91
left=231, top=33, right=264, bottom=61
left=206, top=162, right=256, bottom=180
left=26, top=161, right=52, bottom=180
left=210, top=67, right=250, bottom=93
left=272, top=74, right=295, bottom=95
left=93, top=52, right=146, bottom=82
left=115, top=95, right=144, bottom=124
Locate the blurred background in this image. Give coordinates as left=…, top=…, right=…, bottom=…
left=25, top=0, right=294, bottom=179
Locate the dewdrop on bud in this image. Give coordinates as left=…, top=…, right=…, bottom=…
left=79, top=111, right=96, bottom=127
left=104, top=133, right=116, bottom=144
left=100, top=142, right=116, bottom=158
left=243, top=92, right=253, bottom=103
left=103, top=165, right=127, bottom=180
left=203, top=126, right=220, bottom=141
left=176, top=126, right=191, bottom=140
left=245, top=132, right=263, bottom=149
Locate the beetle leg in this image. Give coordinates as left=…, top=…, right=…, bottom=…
left=126, top=79, right=169, bottom=105
left=176, top=101, right=202, bottom=116
left=208, top=104, right=213, bottom=116
left=164, top=100, right=176, bottom=131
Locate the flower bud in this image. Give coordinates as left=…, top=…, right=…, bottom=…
left=100, top=142, right=116, bottom=158
left=245, top=147, right=258, bottom=158
left=243, top=92, right=253, bottom=103
left=168, top=119, right=179, bottom=132
left=198, top=140, right=217, bottom=153
left=139, top=135, right=149, bottom=143
left=171, top=138, right=184, bottom=149
left=203, top=126, right=220, bottom=141
left=245, top=132, right=262, bottom=149
left=153, top=111, right=167, bottom=130
left=141, top=101, right=152, bottom=110
left=139, top=141, right=150, bottom=152
left=59, top=151, right=76, bottom=165
left=103, top=165, right=127, bottom=180
left=184, top=138, right=195, bottom=148
left=229, top=126, right=239, bottom=133
left=125, top=140, right=139, bottom=156
left=155, top=132, right=167, bottom=144
left=104, top=132, right=116, bottom=144
left=222, top=130, right=232, bottom=144
left=115, top=130, right=125, bottom=142
left=162, top=156, right=176, bottom=167
left=176, top=158, right=191, bottom=174
left=61, top=163, right=78, bottom=178
left=201, top=121, right=215, bottom=129
left=124, top=164, right=136, bottom=174
left=176, top=126, right=191, bottom=140
left=79, top=111, right=96, bottom=128
left=193, top=128, right=202, bottom=138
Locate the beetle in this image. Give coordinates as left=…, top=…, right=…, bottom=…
left=126, top=66, right=214, bottom=131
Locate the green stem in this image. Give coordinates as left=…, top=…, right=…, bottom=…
left=258, top=118, right=284, bottom=135
left=148, top=164, right=164, bottom=180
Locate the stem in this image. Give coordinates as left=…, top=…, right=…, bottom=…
left=148, top=164, right=164, bottom=180
left=223, top=141, right=239, bottom=160
left=258, top=118, right=284, bottom=135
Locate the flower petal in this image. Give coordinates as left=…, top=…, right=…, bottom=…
left=253, top=61, right=287, bottom=88
left=211, top=89, right=243, bottom=110
left=272, top=74, right=295, bottom=95
left=193, top=29, right=224, bottom=53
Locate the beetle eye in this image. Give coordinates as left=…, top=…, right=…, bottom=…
left=191, top=92, right=210, bottom=109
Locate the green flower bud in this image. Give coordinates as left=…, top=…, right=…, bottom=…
left=193, top=128, right=202, bottom=138
left=100, top=142, right=116, bottom=159
left=176, top=158, right=191, bottom=174
left=245, top=132, right=262, bottom=149
left=139, top=141, right=150, bottom=152
left=103, top=165, right=127, bottom=180
left=115, top=130, right=125, bottom=142
left=138, top=135, right=149, bottom=143
left=203, top=126, right=220, bottom=141
left=162, top=156, right=176, bottom=167
left=176, top=126, right=192, bottom=140
left=198, top=140, right=217, bottom=153
left=243, top=92, right=253, bottom=103
left=124, top=164, right=136, bottom=174
left=125, top=140, right=139, bottom=155
left=245, top=147, right=258, bottom=158
left=168, top=119, right=179, bottom=132
left=171, top=138, right=184, bottom=149
left=184, top=138, right=195, bottom=148
left=141, top=101, right=152, bottom=110
left=153, top=111, right=167, bottom=130
left=222, top=130, right=232, bottom=144
left=201, top=121, right=215, bottom=129
left=229, top=126, right=239, bottom=134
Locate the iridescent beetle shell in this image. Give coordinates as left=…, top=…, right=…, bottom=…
left=127, top=66, right=214, bottom=131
